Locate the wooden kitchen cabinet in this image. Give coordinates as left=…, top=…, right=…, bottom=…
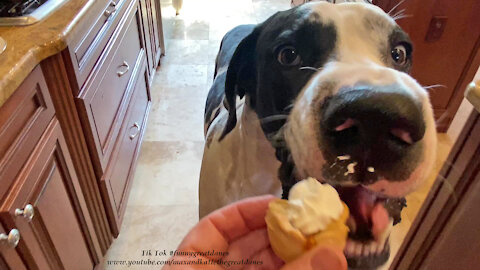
left=0, top=0, right=162, bottom=267
left=73, top=0, right=152, bottom=236
left=0, top=67, right=101, bottom=269
left=75, top=0, right=145, bottom=176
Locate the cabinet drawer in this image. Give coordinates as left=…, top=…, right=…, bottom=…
left=101, top=60, right=150, bottom=236
left=68, top=0, right=131, bottom=89
left=77, top=0, right=144, bottom=176
left=0, top=66, right=55, bottom=202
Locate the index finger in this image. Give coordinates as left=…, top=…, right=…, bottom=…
left=177, top=195, right=276, bottom=259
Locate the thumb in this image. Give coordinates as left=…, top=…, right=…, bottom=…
left=281, top=245, right=347, bottom=270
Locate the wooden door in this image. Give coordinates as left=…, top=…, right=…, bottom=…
left=0, top=119, right=97, bottom=269
left=390, top=83, right=480, bottom=269
left=373, top=0, right=480, bottom=132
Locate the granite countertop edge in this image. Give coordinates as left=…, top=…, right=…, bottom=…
left=0, top=0, right=96, bottom=108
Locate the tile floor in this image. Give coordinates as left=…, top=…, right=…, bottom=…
left=104, top=0, right=454, bottom=269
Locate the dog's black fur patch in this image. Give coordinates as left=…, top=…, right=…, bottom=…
left=205, top=7, right=340, bottom=198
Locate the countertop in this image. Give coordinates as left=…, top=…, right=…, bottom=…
left=0, top=0, right=95, bottom=107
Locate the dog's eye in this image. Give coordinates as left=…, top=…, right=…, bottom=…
left=391, top=44, right=408, bottom=65
left=277, top=46, right=301, bottom=66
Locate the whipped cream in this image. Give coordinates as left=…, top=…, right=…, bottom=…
left=287, top=177, right=344, bottom=235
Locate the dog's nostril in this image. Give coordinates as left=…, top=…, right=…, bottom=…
left=390, top=128, right=413, bottom=145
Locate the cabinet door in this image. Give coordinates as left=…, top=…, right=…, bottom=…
left=139, top=0, right=155, bottom=78
left=139, top=0, right=164, bottom=83
left=0, top=119, right=96, bottom=269
left=148, top=0, right=162, bottom=61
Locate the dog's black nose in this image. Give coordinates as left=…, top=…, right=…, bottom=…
left=321, top=87, right=425, bottom=172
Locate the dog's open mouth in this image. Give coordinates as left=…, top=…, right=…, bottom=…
left=333, top=185, right=397, bottom=269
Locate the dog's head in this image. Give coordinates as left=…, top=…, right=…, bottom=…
left=221, top=2, right=437, bottom=269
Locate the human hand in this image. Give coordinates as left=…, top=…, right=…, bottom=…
left=164, top=195, right=347, bottom=270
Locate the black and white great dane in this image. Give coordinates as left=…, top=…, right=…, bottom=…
left=199, top=1, right=437, bottom=269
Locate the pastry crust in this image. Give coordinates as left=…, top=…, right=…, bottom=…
left=266, top=199, right=349, bottom=262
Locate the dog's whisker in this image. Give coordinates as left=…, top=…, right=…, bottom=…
left=259, top=115, right=289, bottom=124
left=423, top=84, right=447, bottom=94
left=391, top=8, right=406, bottom=18
left=392, top=14, right=412, bottom=21
left=299, top=66, right=321, bottom=72
left=388, top=0, right=407, bottom=16
left=423, top=84, right=447, bottom=89
left=283, top=103, right=295, bottom=111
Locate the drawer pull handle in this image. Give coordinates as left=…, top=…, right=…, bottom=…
left=117, top=61, right=130, bottom=77
left=104, top=3, right=117, bottom=18
left=15, top=204, right=35, bottom=222
left=0, top=229, right=20, bottom=248
left=129, top=122, right=140, bottom=140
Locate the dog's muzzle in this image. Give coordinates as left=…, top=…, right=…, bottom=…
left=308, top=84, right=427, bottom=268
left=320, top=85, right=426, bottom=185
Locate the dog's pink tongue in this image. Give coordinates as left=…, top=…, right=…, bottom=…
left=338, top=186, right=389, bottom=238
left=371, top=203, right=389, bottom=239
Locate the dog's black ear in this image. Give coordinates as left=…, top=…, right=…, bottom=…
left=219, top=30, right=259, bottom=141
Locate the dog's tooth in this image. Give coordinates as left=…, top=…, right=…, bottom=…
left=376, top=241, right=385, bottom=254
left=346, top=241, right=354, bottom=257
left=354, top=241, right=362, bottom=256
left=370, top=242, right=378, bottom=255
left=362, top=243, right=370, bottom=256
left=377, top=235, right=388, bottom=254
left=346, top=216, right=356, bottom=233
left=350, top=241, right=357, bottom=257
left=377, top=219, right=394, bottom=243
left=345, top=240, right=355, bottom=256
left=349, top=242, right=356, bottom=256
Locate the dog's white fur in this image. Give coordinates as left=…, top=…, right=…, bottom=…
left=199, top=2, right=437, bottom=217
left=199, top=96, right=282, bottom=217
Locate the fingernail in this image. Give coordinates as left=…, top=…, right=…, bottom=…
left=311, top=248, right=345, bottom=270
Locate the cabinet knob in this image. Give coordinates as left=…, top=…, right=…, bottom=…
left=117, top=61, right=130, bottom=77
left=0, top=229, right=20, bottom=248
left=104, top=2, right=118, bottom=18
left=15, top=204, right=35, bottom=222
left=129, top=122, right=141, bottom=140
